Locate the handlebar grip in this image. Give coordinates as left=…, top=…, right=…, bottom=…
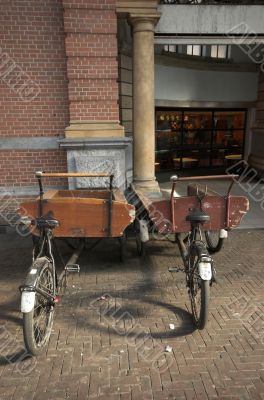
left=170, top=174, right=239, bottom=182
left=35, top=171, right=113, bottom=178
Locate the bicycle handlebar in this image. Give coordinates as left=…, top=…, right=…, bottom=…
left=170, top=174, right=239, bottom=182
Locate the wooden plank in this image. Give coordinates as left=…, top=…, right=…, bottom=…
left=18, top=198, right=135, bottom=238
left=52, top=190, right=110, bottom=200
left=149, top=195, right=249, bottom=233
left=43, top=189, right=124, bottom=201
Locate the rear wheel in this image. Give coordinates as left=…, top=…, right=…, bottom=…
left=23, top=259, right=55, bottom=356
left=205, top=230, right=224, bottom=253
left=189, top=244, right=210, bottom=329
left=119, top=234, right=126, bottom=262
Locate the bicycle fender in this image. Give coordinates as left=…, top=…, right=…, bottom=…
left=198, top=261, right=212, bottom=281
left=20, top=257, right=50, bottom=313
left=21, top=291, right=36, bottom=313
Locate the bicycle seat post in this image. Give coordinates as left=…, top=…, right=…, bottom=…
left=36, top=173, right=44, bottom=217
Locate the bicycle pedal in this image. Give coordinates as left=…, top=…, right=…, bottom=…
left=65, top=264, right=80, bottom=273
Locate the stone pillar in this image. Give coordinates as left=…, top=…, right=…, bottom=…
left=248, top=71, right=264, bottom=177
left=130, top=14, right=161, bottom=196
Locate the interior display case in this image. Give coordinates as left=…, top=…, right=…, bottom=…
left=155, top=108, right=246, bottom=171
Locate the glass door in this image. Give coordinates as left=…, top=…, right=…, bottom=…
left=212, top=111, right=245, bottom=167
left=182, top=111, right=212, bottom=168
left=156, top=110, right=182, bottom=170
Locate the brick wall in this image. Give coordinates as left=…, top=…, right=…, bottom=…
left=0, top=150, right=67, bottom=188
left=0, top=0, right=121, bottom=225
left=63, top=0, right=120, bottom=121
left=0, top=0, right=69, bottom=224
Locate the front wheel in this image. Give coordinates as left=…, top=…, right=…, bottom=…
left=22, top=258, right=55, bottom=356
left=189, top=245, right=210, bottom=329
left=134, top=219, right=146, bottom=257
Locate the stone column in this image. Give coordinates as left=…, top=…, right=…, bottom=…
left=248, top=70, right=264, bottom=177
left=130, top=14, right=161, bottom=196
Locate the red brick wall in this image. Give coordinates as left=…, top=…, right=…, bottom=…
left=63, top=0, right=119, bottom=121
left=0, top=0, right=69, bottom=193
left=0, top=150, right=67, bottom=188
left=0, top=0, right=69, bottom=138
left=0, top=0, right=121, bottom=225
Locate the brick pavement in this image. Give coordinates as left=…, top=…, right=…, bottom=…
left=0, top=229, right=264, bottom=399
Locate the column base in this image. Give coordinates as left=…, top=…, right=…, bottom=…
left=132, top=179, right=161, bottom=198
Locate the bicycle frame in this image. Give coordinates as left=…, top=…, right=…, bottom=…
left=33, top=226, right=56, bottom=294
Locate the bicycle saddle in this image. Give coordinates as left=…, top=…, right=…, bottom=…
left=31, top=218, right=59, bottom=229
left=186, top=209, right=210, bottom=224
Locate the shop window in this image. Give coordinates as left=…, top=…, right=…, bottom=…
left=163, top=44, right=230, bottom=60
left=155, top=108, right=246, bottom=171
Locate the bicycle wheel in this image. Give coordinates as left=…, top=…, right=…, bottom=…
left=205, top=230, right=224, bottom=253
left=23, top=257, right=55, bottom=356
left=189, top=244, right=210, bottom=329
left=119, top=234, right=126, bottom=262
left=134, top=219, right=146, bottom=257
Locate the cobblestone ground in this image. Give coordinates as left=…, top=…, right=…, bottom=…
left=0, top=229, right=264, bottom=400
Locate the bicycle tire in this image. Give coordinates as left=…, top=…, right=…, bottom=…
left=189, top=244, right=210, bottom=329
left=23, top=258, right=55, bottom=356
left=205, top=230, right=224, bottom=253
left=134, top=219, right=146, bottom=257
left=119, top=234, right=126, bottom=262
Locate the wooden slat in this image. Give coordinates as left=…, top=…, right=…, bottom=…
left=53, top=190, right=110, bottom=200
left=36, top=172, right=112, bottom=178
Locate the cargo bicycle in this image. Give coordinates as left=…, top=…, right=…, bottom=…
left=18, top=171, right=135, bottom=355
left=131, top=174, right=249, bottom=329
